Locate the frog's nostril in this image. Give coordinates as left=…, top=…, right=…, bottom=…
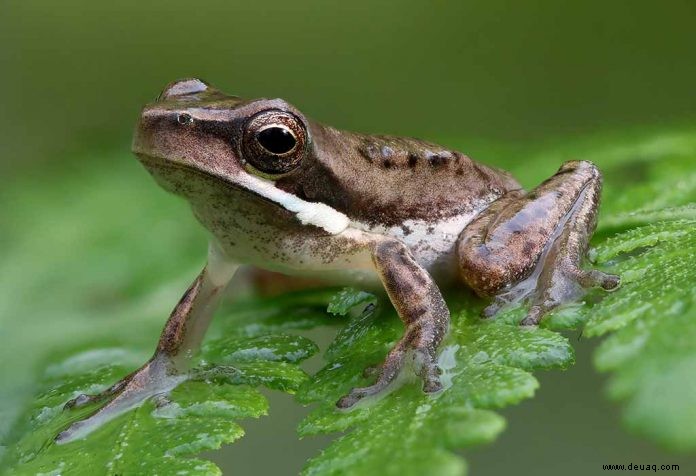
left=158, top=78, right=209, bottom=101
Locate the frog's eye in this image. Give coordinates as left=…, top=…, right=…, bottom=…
left=256, top=126, right=297, bottom=154
left=241, top=110, right=307, bottom=175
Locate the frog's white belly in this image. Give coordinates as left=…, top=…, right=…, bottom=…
left=199, top=191, right=493, bottom=286
left=258, top=209, right=482, bottom=286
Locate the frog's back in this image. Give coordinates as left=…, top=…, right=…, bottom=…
left=276, top=122, right=521, bottom=228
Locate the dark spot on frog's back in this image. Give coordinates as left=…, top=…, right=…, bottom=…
left=426, top=151, right=453, bottom=167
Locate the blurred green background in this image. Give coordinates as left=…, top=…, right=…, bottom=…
left=2, top=1, right=696, bottom=474
left=3, top=0, right=696, bottom=173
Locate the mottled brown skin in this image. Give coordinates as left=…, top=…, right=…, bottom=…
left=276, top=126, right=520, bottom=227
left=458, top=161, right=620, bottom=324
left=57, top=78, right=619, bottom=441
left=337, top=239, right=450, bottom=407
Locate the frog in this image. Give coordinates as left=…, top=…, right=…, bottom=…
left=56, top=78, right=620, bottom=442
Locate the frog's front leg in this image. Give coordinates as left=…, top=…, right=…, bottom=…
left=56, top=243, right=238, bottom=443
left=337, top=239, right=450, bottom=408
left=458, top=160, right=620, bottom=326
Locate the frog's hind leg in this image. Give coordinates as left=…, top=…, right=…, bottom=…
left=457, top=160, right=620, bottom=326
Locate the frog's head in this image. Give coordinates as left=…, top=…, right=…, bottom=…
left=133, top=78, right=311, bottom=184
left=132, top=78, right=349, bottom=234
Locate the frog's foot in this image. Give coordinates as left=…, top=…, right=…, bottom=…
left=517, top=261, right=620, bottom=326
left=336, top=339, right=442, bottom=409
left=56, top=354, right=186, bottom=444
left=482, top=264, right=621, bottom=325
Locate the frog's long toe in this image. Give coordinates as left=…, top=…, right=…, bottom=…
left=414, top=347, right=443, bottom=393
left=64, top=376, right=131, bottom=409
left=64, top=393, right=102, bottom=410
left=336, top=345, right=407, bottom=409
left=336, top=380, right=395, bottom=409
left=520, top=305, right=544, bottom=327
left=575, top=269, right=620, bottom=291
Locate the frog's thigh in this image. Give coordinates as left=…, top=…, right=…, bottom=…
left=457, top=160, right=619, bottom=323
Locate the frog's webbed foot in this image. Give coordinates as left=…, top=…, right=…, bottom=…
left=56, top=354, right=186, bottom=444
left=337, top=345, right=406, bottom=409
left=482, top=245, right=621, bottom=326
left=459, top=160, right=621, bottom=327
left=336, top=239, right=449, bottom=409
left=516, top=259, right=620, bottom=326
left=337, top=340, right=442, bottom=409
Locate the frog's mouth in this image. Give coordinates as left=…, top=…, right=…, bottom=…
left=133, top=152, right=350, bottom=236
left=133, top=152, right=247, bottom=197
left=133, top=152, right=181, bottom=170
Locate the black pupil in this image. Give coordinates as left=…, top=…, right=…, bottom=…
left=257, top=127, right=296, bottom=154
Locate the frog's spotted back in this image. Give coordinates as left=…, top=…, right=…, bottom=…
left=356, top=135, right=470, bottom=172
left=278, top=122, right=520, bottom=227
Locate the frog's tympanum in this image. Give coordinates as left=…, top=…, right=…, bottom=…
left=57, top=79, right=620, bottom=442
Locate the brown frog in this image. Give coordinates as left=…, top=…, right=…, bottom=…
left=56, top=79, right=619, bottom=442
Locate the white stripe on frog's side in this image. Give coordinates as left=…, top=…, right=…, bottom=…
left=350, top=194, right=498, bottom=277
left=238, top=173, right=350, bottom=234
